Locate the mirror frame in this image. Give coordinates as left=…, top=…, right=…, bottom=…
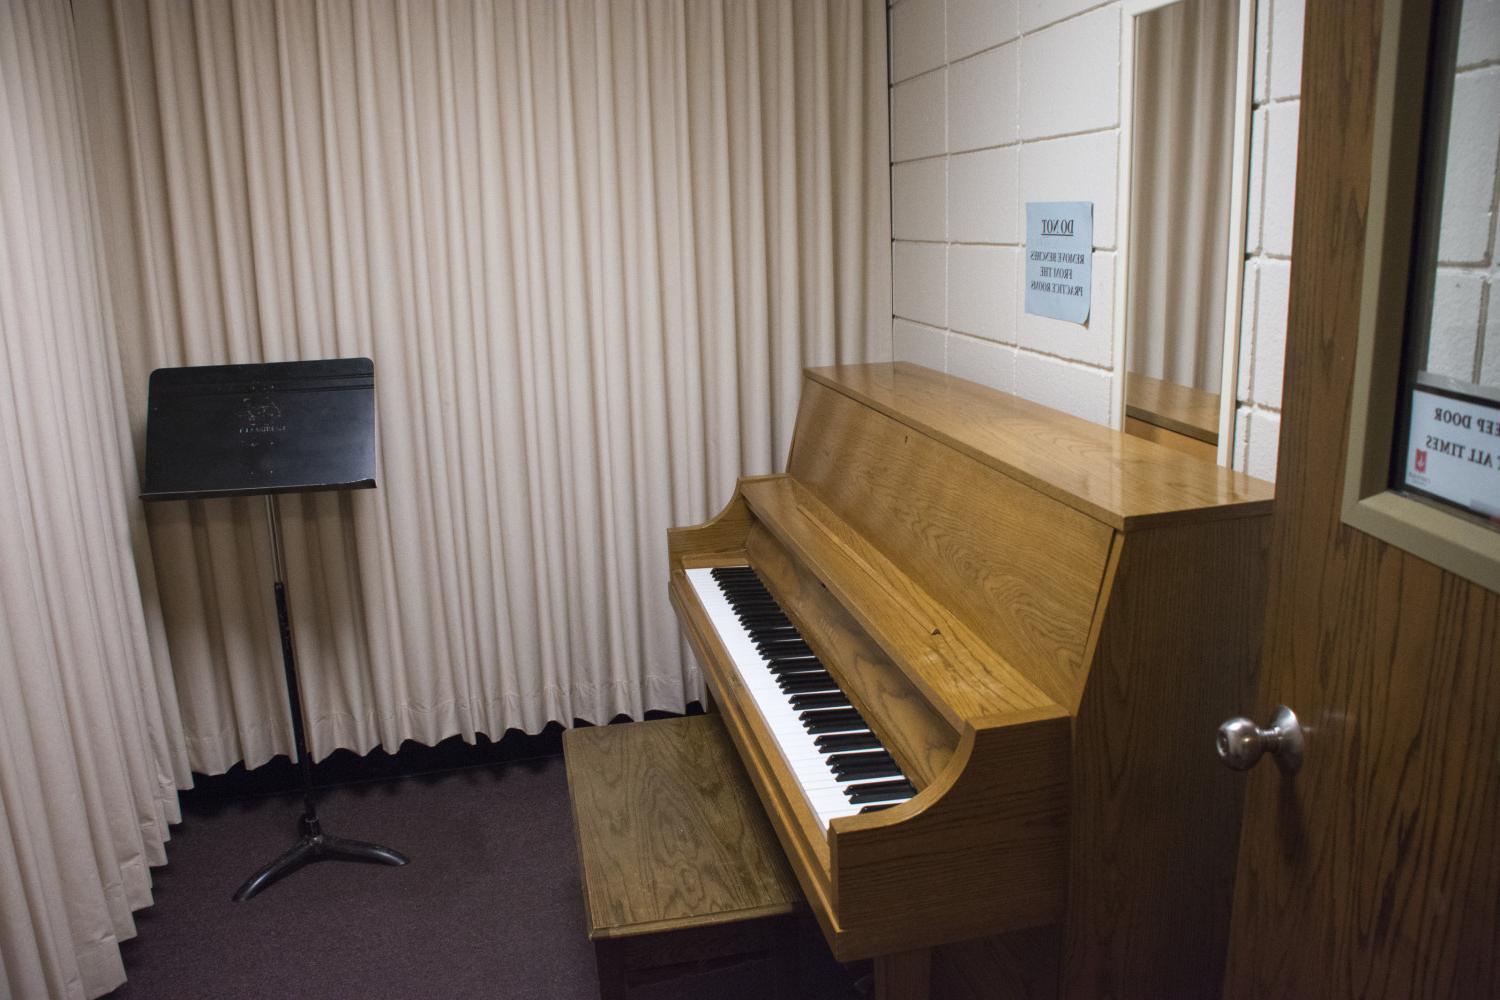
left=1111, top=0, right=1258, bottom=467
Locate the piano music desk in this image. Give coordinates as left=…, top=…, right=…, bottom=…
left=563, top=715, right=803, bottom=999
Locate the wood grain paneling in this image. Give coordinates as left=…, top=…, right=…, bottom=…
left=1224, top=0, right=1500, bottom=995
left=1064, top=515, right=1269, bottom=998
left=741, top=476, right=1065, bottom=723
left=1124, top=415, right=1219, bottom=462
left=786, top=381, right=1112, bottom=711
left=931, top=928, right=1060, bottom=1000
left=830, top=712, right=1070, bottom=959
left=745, top=523, right=959, bottom=789
left=563, top=716, right=800, bottom=939
left=804, top=363, right=1271, bottom=529
left=1125, top=372, right=1220, bottom=443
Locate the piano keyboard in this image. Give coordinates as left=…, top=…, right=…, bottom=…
left=686, top=565, right=917, bottom=829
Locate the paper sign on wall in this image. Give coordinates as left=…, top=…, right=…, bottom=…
left=1404, top=386, right=1500, bottom=521
left=1025, top=202, right=1093, bottom=325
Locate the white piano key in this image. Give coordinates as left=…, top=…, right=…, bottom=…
left=687, top=567, right=913, bottom=828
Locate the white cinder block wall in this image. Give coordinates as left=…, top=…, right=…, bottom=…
left=888, top=0, right=1307, bottom=479
left=1235, top=0, right=1305, bottom=480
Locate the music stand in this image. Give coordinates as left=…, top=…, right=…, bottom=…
left=141, top=357, right=408, bottom=901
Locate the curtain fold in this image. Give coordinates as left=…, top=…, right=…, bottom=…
left=0, top=2, right=190, bottom=997
left=1126, top=0, right=1237, bottom=392
left=74, top=0, right=891, bottom=775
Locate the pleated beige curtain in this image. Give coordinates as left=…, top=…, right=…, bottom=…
left=74, top=0, right=891, bottom=774
left=1126, top=0, right=1237, bottom=392
left=0, top=2, right=191, bottom=997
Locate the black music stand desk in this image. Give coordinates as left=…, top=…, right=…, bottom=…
left=141, top=358, right=408, bottom=901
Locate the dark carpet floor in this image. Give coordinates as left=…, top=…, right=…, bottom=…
left=105, top=751, right=863, bottom=1000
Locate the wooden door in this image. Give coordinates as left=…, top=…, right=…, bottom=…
left=1222, top=1, right=1500, bottom=997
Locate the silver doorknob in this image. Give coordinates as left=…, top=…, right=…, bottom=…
left=1216, top=705, right=1304, bottom=774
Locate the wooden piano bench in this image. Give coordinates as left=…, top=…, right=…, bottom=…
left=563, top=714, right=805, bottom=1000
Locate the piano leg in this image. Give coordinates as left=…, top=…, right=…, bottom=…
left=875, top=948, right=931, bottom=1000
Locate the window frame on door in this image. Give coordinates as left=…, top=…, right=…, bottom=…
left=1342, top=0, right=1500, bottom=594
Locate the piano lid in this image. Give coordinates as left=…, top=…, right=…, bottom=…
left=803, top=363, right=1273, bottom=530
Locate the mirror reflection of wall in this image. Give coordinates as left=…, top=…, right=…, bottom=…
left=1124, top=0, right=1242, bottom=461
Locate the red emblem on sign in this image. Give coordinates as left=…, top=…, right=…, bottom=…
left=1415, top=449, right=1427, bottom=473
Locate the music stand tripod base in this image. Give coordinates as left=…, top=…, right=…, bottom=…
left=233, top=813, right=408, bottom=902
left=230, top=494, right=408, bottom=901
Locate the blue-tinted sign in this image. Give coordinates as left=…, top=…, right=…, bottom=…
left=1025, top=202, right=1093, bottom=325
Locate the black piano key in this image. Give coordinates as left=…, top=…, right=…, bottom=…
left=844, top=779, right=918, bottom=804
left=766, top=654, right=820, bottom=667
left=762, top=653, right=822, bottom=668
left=802, top=711, right=862, bottom=728
left=832, top=759, right=903, bottom=780
left=789, top=691, right=848, bottom=711
left=756, top=639, right=814, bottom=654
left=750, top=634, right=801, bottom=646
left=807, top=721, right=869, bottom=738
left=748, top=628, right=800, bottom=641
left=735, top=605, right=785, bottom=618
left=774, top=672, right=827, bottom=686
left=859, top=803, right=897, bottom=814
left=786, top=688, right=843, bottom=704
left=735, top=606, right=786, bottom=618
left=770, top=670, right=825, bottom=683
left=767, top=655, right=821, bottom=669
left=781, top=684, right=839, bottom=701
left=845, top=788, right=915, bottom=806
left=768, top=667, right=824, bottom=681
left=777, top=671, right=834, bottom=691
left=827, top=751, right=896, bottom=769
left=799, top=705, right=861, bottom=723
left=739, top=620, right=791, bottom=632
left=784, top=688, right=841, bottom=705
left=738, top=615, right=792, bottom=628
left=716, top=576, right=766, bottom=589
left=815, top=731, right=882, bottom=752
left=802, top=713, right=865, bottom=734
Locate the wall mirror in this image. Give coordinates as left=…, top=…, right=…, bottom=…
left=1114, top=0, right=1256, bottom=465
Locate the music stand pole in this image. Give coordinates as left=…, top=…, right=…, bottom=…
left=232, top=494, right=408, bottom=901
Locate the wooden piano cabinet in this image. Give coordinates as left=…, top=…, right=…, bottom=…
left=668, top=363, right=1274, bottom=1000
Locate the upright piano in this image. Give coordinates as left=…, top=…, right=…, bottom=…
left=667, top=363, right=1274, bottom=998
